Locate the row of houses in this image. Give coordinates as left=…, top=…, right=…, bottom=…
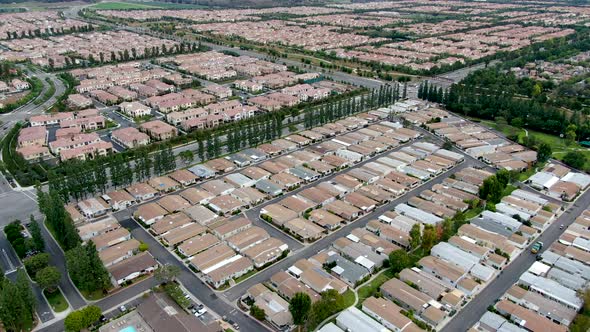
left=66, top=113, right=384, bottom=222
left=141, top=201, right=289, bottom=289
left=233, top=71, right=320, bottom=92
left=473, top=209, right=590, bottom=332
left=236, top=149, right=552, bottom=331
left=28, top=108, right=105, bottom=130
left=69, top=114, right=412, bottom=286
left=344, top=175, right=504, bottom=331
left=527, top=162, right=590, bottom=201
left=480, top=189, right=559, bottom=233
left=18, top=114, right=112, bottom=162
left=116, top=88, right=216, bottom=119
left=398, top=103, right=538, bottom=172
left=76, top=216, right=159, bottom=286
left=327, top=170, right=564, bottom=331
left=0, top=78, right=30, bottom=93
left=165, top=99, right=259, bottom=131
left=248, top=83, right=332, bottom=111
left=159, top=51, right=287, bottom=81
left=71, top=62, right=168, bottom=93
left=237, top=149, right=472, bottom=329
left=260, top=140, right=467, bottom=242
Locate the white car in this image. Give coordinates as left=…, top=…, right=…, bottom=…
left=195, top=308, right=207, bottom=317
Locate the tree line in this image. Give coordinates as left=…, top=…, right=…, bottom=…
left=5, top=24, right=94, bottom=41
left=0, top=269, right=36, bottom=331
left=47, top=144, right=176, bottom=203
left=37, top=187, right=111, bottom=295
left=48, top=42, right=205, bottom=71
left=13, top=85, right=392, bottom=201
left=419, top=72, right=590, bottom=142
left=304, top=84, right=400, bottom=129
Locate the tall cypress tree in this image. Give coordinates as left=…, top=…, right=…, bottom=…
left=16, top=269, right=35, bottom=320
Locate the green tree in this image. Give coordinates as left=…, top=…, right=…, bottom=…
left=155, top=264, right=180, bottom=283
left=565, top=124, right=577, bottom=145
left=37, top=187, right=81, bottom=250
left=161, top=145, right=176, bottom=172
left=289, top=292, right=312, bottom=326
left=421, top=225, right=438, bottom=252
left=511, top=117, right=524, bottom=128
left=66, top=243, right=110, bottom=293
left=563, top=151, right=587, bottom=169
left=64, top=305, right=102, bottom=332
left=442, top=140, right=453, bottom=150
left=179, top=150, right=194, bottom=165
left=479, top=175, right=505, bottom=203
left=28, top=215, right=44, bottom=252
left=64, top=309, right=85, bottom=332
left=389, top=249, right=410, bottom=273
left=0, top=278, right=30, bottom=331
left=139, top=242, right=149, bottom=252
left=197, top=139, right=205, bottom=161
left=250, top=304, right=266, bottom=321
left=496, top=169, right=512, bottom=187
left=409, top=224, right=421, bottom=249
left=24, top=253, right=50, bottom=276
left=536, top=142, right=552, bottom=163
left=441, top=218, right=454, bottom=241
left=306, top=289, right=347, bottom=330
left=532, top=82, right=542, bottom=96
left=16, top=269, right=35, bottom=319
left=36, top=266, right=61, bottom=292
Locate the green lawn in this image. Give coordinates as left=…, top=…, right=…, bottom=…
left=477, top=119, right=590, bottom=171
left=356, top=269, right=394, bottom=307
left=464, top=206, right=484, bottom=220
left=517, top=164, right=543, bottom=182
left=233, top=269, right=258, bottom=284
left=82, top=289, right=105, bottom=301
left=342, top=289, right=356, bottom=307
left=502, top=184, right=517, bottom=197
left=44, top=289, right=69, bottom=312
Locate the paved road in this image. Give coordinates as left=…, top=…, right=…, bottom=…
left=441, top=189, right=590, bottom=332
left=0, top=68, right=65, bottom=193
left=5, top=267, right=55, bottom=323
left=38, top=216, right=87, bottom=310
left=1, top=229, right=55, bottom=323
left=116, top=215, right=266, bottom=332
left=63, top=7, right=385, bottom=91
left=224, top=157, right=482, bottom=302
left=38, top=276, right=158, bottom=332
left=0, top=190, right=41, bottom=228
left=108, top=158, right=481, bottom=332
left=0, top=68, right=65, bottom=138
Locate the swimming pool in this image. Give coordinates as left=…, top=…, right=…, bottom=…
left=119, top=326, right=137, bottom=332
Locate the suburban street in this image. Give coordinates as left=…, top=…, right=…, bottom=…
left=96, top=156, right=482, bottom=332
left=93, top=127, right=484, bottom=320
left=0, top=6, right=584, bottom=332
left=441, top=189, right=590, bottom=332
left=0, top=68, right=65, bottom=138
left=63, top=6, right=386, bottom=91
left=0, top=68, right=74, bottom=325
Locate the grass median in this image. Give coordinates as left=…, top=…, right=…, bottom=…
left=44, top=288, right=69, bottom=313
